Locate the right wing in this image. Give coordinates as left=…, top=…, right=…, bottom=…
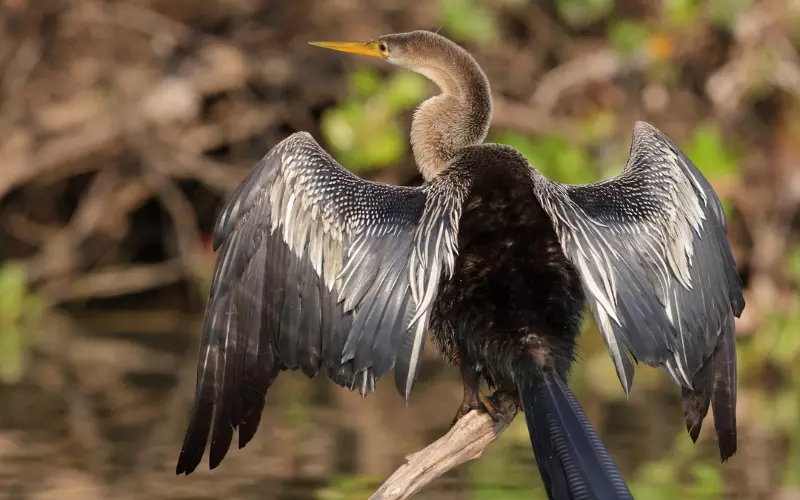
left=176, top=132, right=470, bottom=474
left=530, top=121, right=743, bottom=459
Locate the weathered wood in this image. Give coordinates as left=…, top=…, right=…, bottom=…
left=370, top=393, right=519, bottom=500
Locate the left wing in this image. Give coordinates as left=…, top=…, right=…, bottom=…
left=530, top=121, right=744, bottom=460
left=177, top=132, right=470, bottom=474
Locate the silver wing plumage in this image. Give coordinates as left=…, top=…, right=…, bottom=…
left=177, top=132, right=468, bottom=474
left=531, top=121, right=744, bottom=459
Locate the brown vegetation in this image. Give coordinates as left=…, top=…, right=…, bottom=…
left=1, top=0, right=800, bottom=499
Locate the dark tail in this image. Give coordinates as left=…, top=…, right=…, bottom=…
left=682, top=327, right=737, bottom=461
left=521, top=370, right=633, bottom=500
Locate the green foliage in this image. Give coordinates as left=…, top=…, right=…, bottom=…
left=663, top=0, right=701, bottom=28
left=629, top=433, right=724, bottom=499
left=795, top=19, right=800, bottom=48
left=751, top=306, right=800, bottom=371
left=608, top=20, right=654, bottom=56
left=784, top=413, right=800, bottom=486
left=468, top=418, right=547, bottom=499
left=664, top=0, right=752, bottom=29
left=769, top=388, right=800, bottom=435
left=683, top=123, right=740, bottom=181
left=788, top=246, right=800, bottom=286
left=316, top=474, right=379, bottom=500
left=436, top=0, right=499, bottom=44
left=321, top=68, right=428, bottom=174
left=0, top=261, right=45, bottom=384
left=579, top=109, right=619, bottom=147
left=555, top=0, right=614, bottom=28
left=493, top=132, right=602, bottom=185
left=282, top=378, right=312, bottom=428
left=706, top=0, right=753, bottom=27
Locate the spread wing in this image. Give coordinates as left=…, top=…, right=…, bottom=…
left=531, top=121, right=744, bottom=458
left=176, top=132, right=469, bottom=474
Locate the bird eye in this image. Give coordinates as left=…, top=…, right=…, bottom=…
left=378, top=42, right=388, bottom=53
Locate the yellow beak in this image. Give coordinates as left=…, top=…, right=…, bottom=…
left=308, top=40, right=383, bottom=58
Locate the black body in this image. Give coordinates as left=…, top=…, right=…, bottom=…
left=432, top=145, right=634, bottom=499
left=432, top=146, right=584, bottom=391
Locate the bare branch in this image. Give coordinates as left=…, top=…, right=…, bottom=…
left=370, top=393, right=519, bottom=500
left=41, top=260, right=184, bottom=304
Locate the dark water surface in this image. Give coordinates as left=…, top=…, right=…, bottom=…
left=0, top=309, right=791, bottom=500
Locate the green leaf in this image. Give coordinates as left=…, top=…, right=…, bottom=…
left=493, top=132, right=601, bottom=185
left=384, top=72, right=429, bottom=113
left=783, top=414, right=800, bottom=486
left=321, top=105, right=359, bottom=152
left=348, top=68, right=382, bottom=98
left=664, top=0, right=700, bottom=28
left=683, top=123, right=739, bottom=181
left=0, top=261, right=44, bottom=385
left=580, top=110, right=618, bottom=144
left=706, top=0, right=754, bottom=28
left=0, top=325, right=23, bottom=384
left=437, top=0, right=499, bottom=44
left=788, top=247, right=800, bottom=285
left=555, top=0, right=614, bottom=28
left=0, top=261, right=28, bottom=326
left=795, top=18, right=800, bottom=47
left=608, top=20, right=653, bottom=56
left=322, top=68, right=417, bottom=174
left=493, top=132, right=543, bottom=165
left=689, top=464, right=724, bottom=496
left=359, top=124, right=405, bottom=171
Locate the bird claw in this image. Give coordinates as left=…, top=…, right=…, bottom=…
left=450, top=390, right=501, bottom=428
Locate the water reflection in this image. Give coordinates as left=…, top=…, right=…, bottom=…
left=0, top=310, right=789, bottom=499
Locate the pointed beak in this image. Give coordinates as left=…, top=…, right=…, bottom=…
left=308, top=40, right=383, bottom=58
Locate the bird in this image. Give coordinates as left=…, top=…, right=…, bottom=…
left=175, top=30, right=744, bottom=499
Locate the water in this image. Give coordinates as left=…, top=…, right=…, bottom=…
left=0, top=308, right=791, bottom=499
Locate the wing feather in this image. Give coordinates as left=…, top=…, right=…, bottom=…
left=177, top=132, right=469, bottom=474
left=531, top=121, right=744, bottom=459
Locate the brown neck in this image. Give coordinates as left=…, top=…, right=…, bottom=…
left=409, top=43, right=492, bottom=181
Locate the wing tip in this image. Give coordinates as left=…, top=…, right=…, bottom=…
left=175, top=452, right=198, bottom=476
left=175, top=399, right=214, bottom=476
left=393, top=364, right=415, bottom=403
left=632, top=120, right=660, bottom=140
left=681, top=384, right=711, bottom=444
left=209, top=435, right=232, bottom=471
left=732, top=295, right=746, bottom=318
left=608, top=340, right=635, bottom=396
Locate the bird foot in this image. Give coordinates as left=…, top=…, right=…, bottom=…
left=450, top=390, right=501, bottom=428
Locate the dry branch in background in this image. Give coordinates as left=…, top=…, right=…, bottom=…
left=370, top=393, right=519, bottom=500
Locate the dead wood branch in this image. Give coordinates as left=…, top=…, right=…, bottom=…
left=41, top=260, right=185, bottom=304
left=0, top=116, right=128, bottom=200
left=370, top=393, right=519, bottom=500
left=531, top=49, right=628, bottom=110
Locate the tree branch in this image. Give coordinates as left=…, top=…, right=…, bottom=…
left=370, top=393, right=520, bottom=500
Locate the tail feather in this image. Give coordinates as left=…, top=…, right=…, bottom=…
left=711, top=330, right=737, bottom=461
left=522, top=371, right=633, bottom=500
left=681, top=328, right=737, bottom=462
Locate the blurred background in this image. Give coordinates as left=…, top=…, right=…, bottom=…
left=0, top=0, right=799, bottom=498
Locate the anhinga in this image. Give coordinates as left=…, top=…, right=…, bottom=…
left=176, top=31, right=744, bottom=499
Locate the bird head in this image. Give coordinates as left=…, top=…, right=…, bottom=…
left=309, top=31, right=452, bottom=71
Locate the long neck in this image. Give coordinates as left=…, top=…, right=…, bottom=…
left=409, top=44, right=492, bottom=181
